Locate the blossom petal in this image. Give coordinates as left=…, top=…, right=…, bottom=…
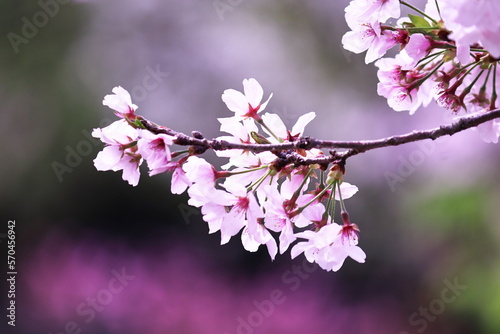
left=259, top=93, right=273, bottom=113
left=336, top=182, right=359, bottom=200
left=171, top=167, right=190, bottom=194
left=222, top=89, right=248, bottom=115
left=261, top=113, right=287, bottom=139
left=348, top=245, right=367, bottom=263
left=290, top=241, right=309, bottom=259
left=94, top=146, right=122, bottom=171
left=243, top=78, right=264, bottom=108
left=291, top=112, right=316, bottom=136
left=103, top=86, right=138, bottom=115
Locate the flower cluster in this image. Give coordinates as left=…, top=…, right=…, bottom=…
left=342, top=0, right=500, bottom=143
left=93, top=80, right=366, bottom=272
left=93, top=86, right=175, bottom=187
left=92, top=1, right=500, bottom=273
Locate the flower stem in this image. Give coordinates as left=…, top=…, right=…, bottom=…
left=417, top=50, right=445, bottom=68
left=408, top=60, right=444, bottom=91
left=400, top=1, right=439, bottom=25
left=434, top=0, right=442, bottom=20
left=257, top=119, right=283, bottom=143
left=297, top=180, right=334, bottom=212
left=480, top=65, right=492, bottom=92
left=405, top=26, right=441, bottom=32
left=327, top=180, right=337, bottom=223
left=225, top=165, right=269, bottom=176
left=459, top=67, right=484, bottom=102
left=337, top=181, right=347, bottom=213
left=291, top=168, right=313, bottom=203
left=171, top=150, right=189, bottom=158
left=490, top=63, right=497, bottom=110
left=248, top=169, right=272, bottom=192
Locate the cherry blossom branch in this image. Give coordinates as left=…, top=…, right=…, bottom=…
left=139, top=108, right=500, bottom=165
left=336, top=108, right=500, bottom=160
left=93, top=0, right=500, bottom=272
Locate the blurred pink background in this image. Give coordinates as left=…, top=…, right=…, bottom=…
left=1, top=0, right=499, bottom=333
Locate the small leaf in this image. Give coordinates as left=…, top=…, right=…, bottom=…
left=251, top=131, right=271, bottom=144
left=408, top=14, right=431, bottom=28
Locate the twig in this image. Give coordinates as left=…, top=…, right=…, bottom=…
left=139, top=108, right=500, bottom=165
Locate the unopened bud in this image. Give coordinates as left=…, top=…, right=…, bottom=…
left=192, top=131, right=204, bottom=139
left=341, top=211, right=360, bottom=231
left=341, top=211, right=350, bottom=224
left=326, top=164, right=344, bottom=184
left=251, top=131, right=271, bottom=144
left=127, top=117, right=144, bottom=129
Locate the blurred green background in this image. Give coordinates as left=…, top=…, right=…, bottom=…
left=1, top=0, right=499, bottom=333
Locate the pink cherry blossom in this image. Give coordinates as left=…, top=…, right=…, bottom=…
left=405, top=33, right=431, bottom=63
left=201, top=202, right=226, bottom=234
left=217, top=117, right=258, bottom=148
left=262, top=172, right=336, bottom=254
left=219, top=183, right=260, bottom=244
left=187, top=183, right=238, bottom=237
left=215, top=117, right=259, bottom=169
left=260, top=112, right=316, bottom=142
left=221, top=78, right=273, bottom=120
left=342, top=20, right=397, bottom=64
left=102, top=86, right=138, bottom=120
left=435, top=0, right=500, bottom=60
left=237, top=193, right=278, bottom=260
left=219, top=183, right=278, bottom=259
left=183, top=156, right=217, bottom=186
left=136, top=129, right=175, bottom=176
left=375, top=52, right=430, bottom=114
left=161, top=161, right=191, bottom=194
left=345, top=0, right=401, bottom=25
left=214, top=115, right=277, bottom=169
left=186, top=174, right=278, bottom=260
left=111, top=153, right=142, bottom=187
left=262, top=185, right=299, bottom=254
left=291, top=222, right=366, bottom=272
left=241, top=225, right=278, bottom=261
left=92, top=119, right=142, bottom=186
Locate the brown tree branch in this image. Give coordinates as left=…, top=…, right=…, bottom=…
left=139, top=108, right=500, bottom=165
